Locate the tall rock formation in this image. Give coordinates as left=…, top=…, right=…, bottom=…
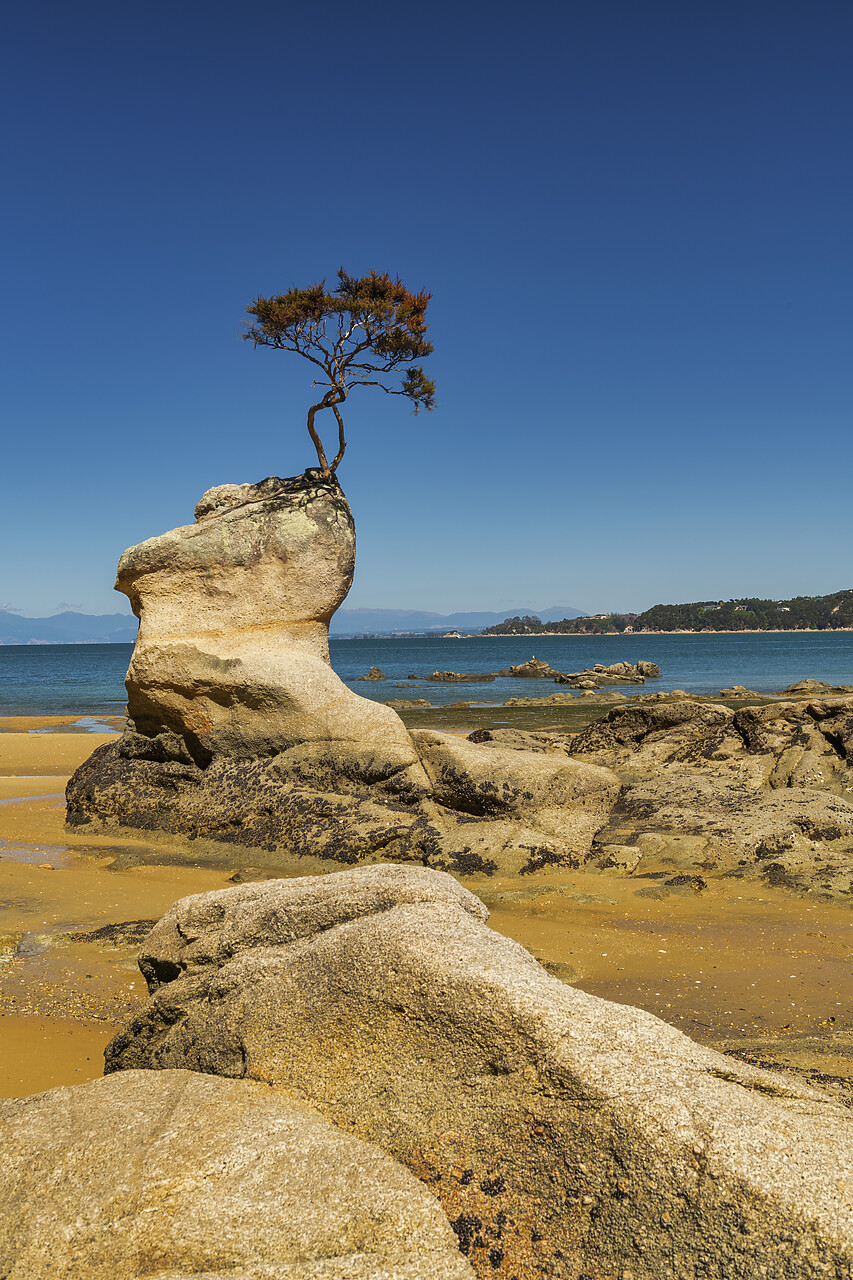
left=66, top=472, right=619, bottom=875
left=118, top=471, right=417, bottom=763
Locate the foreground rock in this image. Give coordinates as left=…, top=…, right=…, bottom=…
left=0, top=1067, right=473, bottom=1280
left=107, top=864, right=853, bottom=1280
left=67, top=474, right=619, bottom=876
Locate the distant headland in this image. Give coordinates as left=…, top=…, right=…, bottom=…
left=481, top=589, right=853, bottom=636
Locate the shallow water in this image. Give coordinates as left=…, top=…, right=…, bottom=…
left=1, top=631, right=851, bottom=714
left=331, top=631, right=853, bottom=705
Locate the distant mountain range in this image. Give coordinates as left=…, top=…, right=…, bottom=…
left=328, top=605, right=587, bottom=636
left=0, top=610, right=138, bottom=645
left=0, top=604, right=587, bottom=644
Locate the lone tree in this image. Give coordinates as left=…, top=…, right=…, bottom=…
left=244, top=269, right=435, bottom=478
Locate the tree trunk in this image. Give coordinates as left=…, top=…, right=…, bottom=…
left=330, top=401, right=347, bottom=473
left=306, top=402, right=331, bottom=477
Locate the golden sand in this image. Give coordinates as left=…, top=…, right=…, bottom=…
left=1, top=716, right=850, bottom=1100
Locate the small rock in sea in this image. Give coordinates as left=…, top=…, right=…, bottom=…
left=354, top=666, right=386, bottom=681
left=421, top=670, right=496, bottom=683
left=502, top=659, right=556, bottom=678
left=785, top=678, right=853, bottom=695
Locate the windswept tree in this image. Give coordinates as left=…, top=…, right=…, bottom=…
left=244, top=269, right=436, bottom=478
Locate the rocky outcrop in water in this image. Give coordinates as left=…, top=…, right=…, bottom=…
left=105, top=864, right=853, bottom=1280
left=66, top=474, right=619, bottom=876
left=421, top=670, right=496, bottom=683
left=554, top=660, right=661, bottom=687
left=498, top=658, right=556, bottom=677
left=0, top=1066, right=473, bottom=1279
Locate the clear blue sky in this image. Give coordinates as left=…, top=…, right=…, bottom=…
left=3, top=1, right=851, bottom=618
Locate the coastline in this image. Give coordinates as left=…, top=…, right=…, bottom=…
left=475, top=627, right=853, bottom=637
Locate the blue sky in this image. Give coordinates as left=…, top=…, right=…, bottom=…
left=2, top=1, right=851, bottom=618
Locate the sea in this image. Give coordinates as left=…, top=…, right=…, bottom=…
left=0, top=632, right=851, bottom=716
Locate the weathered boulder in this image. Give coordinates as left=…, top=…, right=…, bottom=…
left=628, top=688, right=693, bottom=703
left=66, top=735, right=617, bottom=877
left=568, top=701, right=736, bottom=777
left=594, top=774, right=853, bottom=894
left=571, top=698, right=853, bottom=793
left=468, top=728, right=573, bottom=754
left=106, top=865, right=853, bottom=1280
left=567, top=698, right=853, bottom=896
left=355, top=665, right=386, bottom=681
left=67, top=474, right=621, bottom=876
left=0, top=1067, right=473, bottom=1280
left=786, top=679, right=853, bottom=695
left=413, top=729, right=620, bottom=856
left=575, top=689, right=628, bottom=704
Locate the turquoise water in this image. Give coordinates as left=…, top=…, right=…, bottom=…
left=0, top=632, right=851, bottom=715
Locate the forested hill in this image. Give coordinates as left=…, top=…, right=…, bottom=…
left=481, top=590, right=853, bottom=635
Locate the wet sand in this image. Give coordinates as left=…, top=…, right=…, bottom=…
left=0, top=720, right=235, bottom=1096
left=482, top=881, right=853, bottom=1103
left=1, top=716, right=851, bottom=1102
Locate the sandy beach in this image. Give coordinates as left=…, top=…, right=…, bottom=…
left=1, top=714, right=850, bottom=1103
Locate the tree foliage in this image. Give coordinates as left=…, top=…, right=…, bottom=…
left=480, top=615, right=544, bottom=635
left=244, top=269, right=436, bottom=476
